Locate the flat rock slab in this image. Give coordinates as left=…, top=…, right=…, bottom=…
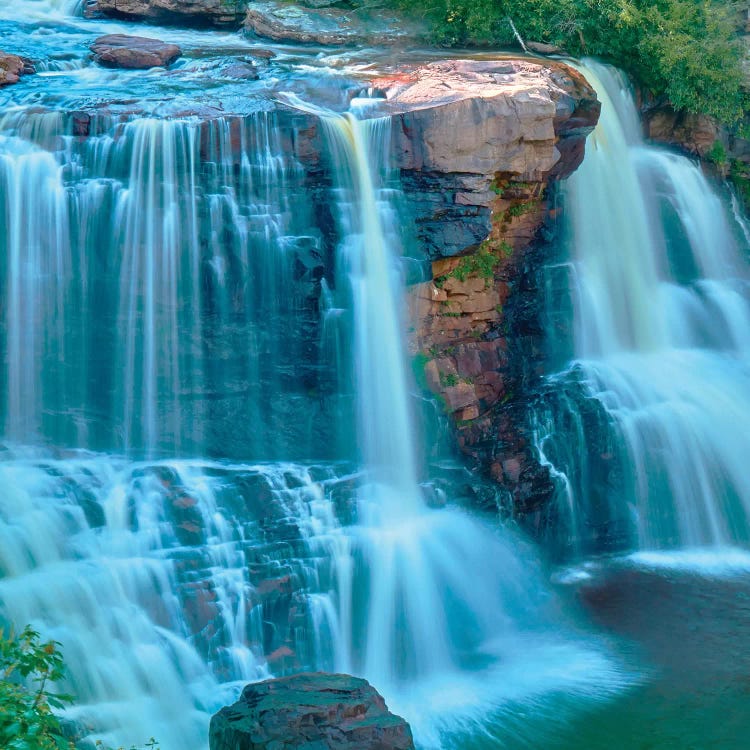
left=209, top=672, right=415, bottom=750
left=91, top=34, right=182, bottom=69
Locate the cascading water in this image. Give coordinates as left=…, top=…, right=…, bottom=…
left=536, top=61, right=750, bottom=554
left=0, top=2, right=633, bottom=746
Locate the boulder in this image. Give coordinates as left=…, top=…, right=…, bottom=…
left=244, top=1, right=427, bottom=46
left=0, top=51, right=34, bottom=87
left=90, top=0, right=246, bottom=26
left=209, top=673, right=415, bottom=750
left=91, top=34, right=182, bottom=69
left=221, top=61, right=260, bottom=80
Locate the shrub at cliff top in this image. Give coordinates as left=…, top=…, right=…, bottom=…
left=386, top=0, right=746, bottom=123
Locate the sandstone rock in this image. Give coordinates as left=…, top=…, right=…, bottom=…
left=244, top=1, right=427, bottom=46
left=380, top=60, right=599, bottom=176
left=209, top=673, right=415, bottom=750
left=376, top=59, right=598, bottom=259
left=644, top=104, right=719, bottom=157
left=443, top=382, right=477, bottom=412
left=91, top=35, right=182, bottom=69
left=0, top=51, right=33, bottom=87
left=92, top=0, right=247, bottom=26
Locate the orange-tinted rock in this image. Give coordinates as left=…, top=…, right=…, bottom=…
left=91, top=34, right=182, bottom=69
left=0, top=51, right=33, bottom=87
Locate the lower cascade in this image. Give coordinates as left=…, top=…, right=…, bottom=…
left=535, top=62, right=750, bottom=555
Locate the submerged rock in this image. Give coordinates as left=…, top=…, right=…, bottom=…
left=0, top=51, right=34, bottom=87
left=91, top=0, right=247, bottom=27
left=91, top=34, right=182, bottom=69
left=209, top=673, right=415, bottom=750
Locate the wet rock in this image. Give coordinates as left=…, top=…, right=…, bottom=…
left=221, top=61, right=259, bottom=80
left=244, top=1, right=427, bottom=46
left=0, top=51, right=34, bottom=87
left=644, top=104, right=719, bottom=158
left=526, top=41, right=564, bottom=55
left=92, top=0, right=247, bottom=27
left=210, top=673, right=414, bottom=750
left=91, top=34, right=182, bottom=69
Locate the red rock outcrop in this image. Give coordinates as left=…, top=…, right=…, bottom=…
left=370, top=59, right=601, bottom=518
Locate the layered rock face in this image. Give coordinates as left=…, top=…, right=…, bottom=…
left=372, top=60, right=600, bottom=519
left=379, top=59, right=599, bottom=259
left=244, top=1, right=427, bottom=46
left=210, top=673, right=415, bottom=750
left=0, top=51, right=33, bottom=87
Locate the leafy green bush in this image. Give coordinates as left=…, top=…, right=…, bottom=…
left=385, top=0, right=746, bottom=123
left=0, top=625, right=74, bottom=750
left=1, top=625, right=160, bottom=750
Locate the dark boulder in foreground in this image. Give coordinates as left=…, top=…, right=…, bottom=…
left=91, top=34, right=182, bottom=69
left=209, top=673, right=415, bottom=750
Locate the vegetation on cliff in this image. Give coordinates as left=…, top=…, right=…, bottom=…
left=387, top=0, right=746, bottom=123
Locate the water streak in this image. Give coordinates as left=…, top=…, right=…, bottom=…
left=537, top=62, right=750, bottom=552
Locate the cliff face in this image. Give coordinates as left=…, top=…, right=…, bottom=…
left=379, top=60, right=600, bottom=520
left=23, top=47, right=599, bottom=521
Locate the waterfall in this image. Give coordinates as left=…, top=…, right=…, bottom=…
left=537, top=61, right=750, bottom=553
left=0, top=88, right=630, bottom=745
left=0, top=111, right=329, bottom=459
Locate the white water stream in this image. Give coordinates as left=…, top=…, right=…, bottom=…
left=541, top=62, right=750, bottom=550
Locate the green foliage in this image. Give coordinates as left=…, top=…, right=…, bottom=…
left=706, top=139, right=728, bottom=166
left=0, top=626, right=160, bottom=750
left=0, top=626, right=74, bottom=750
left=506, top=199, right=539, bottom=218
left=730, top=158, right=750, bottom=209
left=442, top=372, right=459, bottom=387
left=411, top=351, right=431, bottom=390
left=450, top=248, right=499, bottom=282
left=385, top=0, right=746, bottom=123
